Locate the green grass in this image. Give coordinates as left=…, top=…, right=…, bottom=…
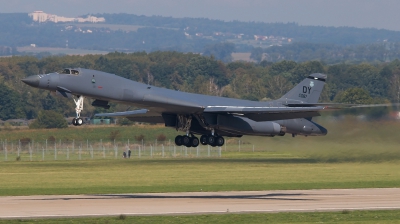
left=1, top=210, right=400, bottom=223
left=0, top=118, right=399, bottom=196
left=0, top=119, right=399, bottom=222
left=0, top=158, right=399, bottom=196
left=0, top=124, right=177, bottom=142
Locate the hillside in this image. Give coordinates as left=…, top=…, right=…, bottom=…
left=1, top=13, right=400, bottom=63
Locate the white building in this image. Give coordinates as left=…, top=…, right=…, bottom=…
left=28, top=11, right=105, bottom=23
left=29, top=11, right=47, bottom=23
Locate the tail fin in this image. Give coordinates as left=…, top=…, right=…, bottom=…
left=278, top=73, right=326, bottom=103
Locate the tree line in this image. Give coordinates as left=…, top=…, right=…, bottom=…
left=1, top=52, right=400, bottom=121
left=251, top=42, right=400, bottom=63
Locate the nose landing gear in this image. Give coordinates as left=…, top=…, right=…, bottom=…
left=72, top=117, right=84, bottom=126
left=72, top=96, right=85, bottom=126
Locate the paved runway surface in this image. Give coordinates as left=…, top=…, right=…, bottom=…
left=1, top=188, right=400, bottom=218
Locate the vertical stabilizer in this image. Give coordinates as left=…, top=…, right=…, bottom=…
left=279, top=73, right=326, bottom=103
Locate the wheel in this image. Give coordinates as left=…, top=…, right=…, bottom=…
left=182, top=135, right=191, bottom=147
left=175, top=135, right=183, bottom=146
left=77, top=118, right=83, bottom=125
left=191, top=137, right=199, bottom=147
left=207, top=135, right=215, bottom=146
left=216, top=136, right=225, bottom=146
left=200, top=135, right=208, bottom=145
left=72, top=118, right=77, bottom=126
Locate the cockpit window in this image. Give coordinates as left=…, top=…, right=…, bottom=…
left=59, top=69, right=80, bottom=75
left=61, top=69, right=70, bottom=74
left=71, top=69, right=79, bottom=75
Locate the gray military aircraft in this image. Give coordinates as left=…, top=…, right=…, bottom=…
left=22, top=68, right=341, bottom=147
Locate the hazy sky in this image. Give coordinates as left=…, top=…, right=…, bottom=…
left=3, top=0, right=400, bottom=31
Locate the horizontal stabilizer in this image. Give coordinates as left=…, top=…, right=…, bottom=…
left=285, top=103, right=400, bottom=110
left=284, top=103, right=357, bottom=109
left=349, top=103, right=400, bottom=108
left=204, top=106, right=325, bottom=113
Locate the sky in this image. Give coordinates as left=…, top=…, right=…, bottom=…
left=2, top=0, right=400, bottom=31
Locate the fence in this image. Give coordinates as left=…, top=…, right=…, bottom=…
left=0, top=139, right=224, bottom=161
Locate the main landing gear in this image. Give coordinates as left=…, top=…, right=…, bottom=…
left=174, top=115, right=225, bottom=147
left=72, top=95, right=85, bottom=126
left=174, top=134, right=225, bottom=147
left=200, top=134, right=224, bottom=147
left=175, top=135, right=199, bottom=147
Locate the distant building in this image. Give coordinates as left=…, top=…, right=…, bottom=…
left=29, top=11, right=105, bottom=23
left=254, top=35, right=268, bottom=41
left=29, top=11, right=47, bottom=23
left=91, top=119, right=111, bottom=125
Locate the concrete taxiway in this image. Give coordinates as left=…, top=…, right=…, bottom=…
left=1, top=188, right=400, bottom=219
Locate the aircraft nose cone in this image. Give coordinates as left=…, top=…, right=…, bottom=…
left=22, top=75, right=40, bottom=87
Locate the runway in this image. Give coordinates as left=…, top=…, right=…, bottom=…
left=1, top=188, right=400, bottom=219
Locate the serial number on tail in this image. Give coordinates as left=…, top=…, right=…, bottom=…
left=299, top=93, right=308, bottom=98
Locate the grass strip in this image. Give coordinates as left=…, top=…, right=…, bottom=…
left=0, top=159, right=399, bottom=196
left=1, top=210, right=400, bottom=223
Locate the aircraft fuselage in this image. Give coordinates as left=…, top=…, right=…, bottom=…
left=22, top=68, right=328, bottom=146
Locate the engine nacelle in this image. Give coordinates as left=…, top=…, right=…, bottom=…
left=214, top=114, right=285, bottom=136
left=251, top=120, right=285, bottom=136
left=276, top=118, right=328, bottom=136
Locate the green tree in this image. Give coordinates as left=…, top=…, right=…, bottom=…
left=230, top=68, right=267, bottom=100
left=269, top=60, right=297, bottom=76
left=291, top=61, right=325, bottom=84
left=29, top=110, right=68, bottom=129
left=203, top=42, right=235, bottom=63
left=0, top=83, right=24, bottom=120
left=186, top=56, right=229, bottom=87
left=118, top=118, right=134, bottom=126
left=334, top=88, right=373, bottom=104
left=250, top=47, right=264, bottom=63
left=265, top=75, right=293, bottom=99
left=334, top=88, right=390, bottom=118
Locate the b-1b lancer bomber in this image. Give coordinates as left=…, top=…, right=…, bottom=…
left=22, top=68, right=346, bottom=147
